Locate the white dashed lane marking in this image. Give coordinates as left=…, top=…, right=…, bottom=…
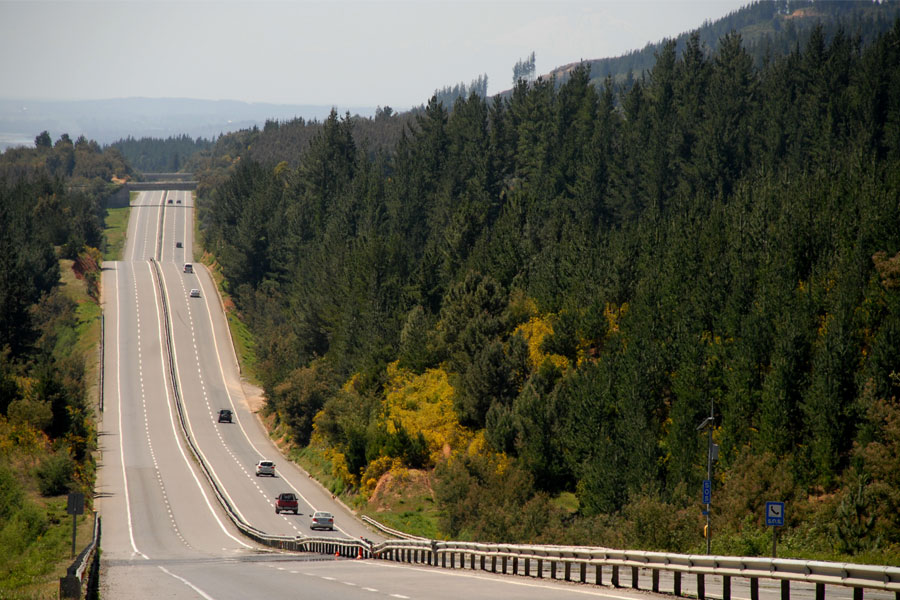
left=175, top=270, right=301, bottom=533
left=132, top=270, right=191, bottom=550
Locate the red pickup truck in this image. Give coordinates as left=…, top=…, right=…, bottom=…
left=274, top=492, right=298, bottom=515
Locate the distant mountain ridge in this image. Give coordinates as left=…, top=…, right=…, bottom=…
left=0, top=97, right=376, bottom=150
left=542, top=0, right=899, bottom=88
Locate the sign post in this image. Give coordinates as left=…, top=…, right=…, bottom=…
left=67, top=492, right=84, bottom=558
left=765, top=501, right=785, bottom=558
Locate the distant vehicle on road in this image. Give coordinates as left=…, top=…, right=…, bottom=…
left=183, top=263, right=193, bottom=273
left=189, top=289, right=201, bottom=298
left=255, top=460, right=275, bottom=477
left=176, top=241, right=183, bottom=248
left=275, top=493, right=298, bottom=515
left=167, top=198, right=173, bottom=204
left=217, top=409, right=232, bottom=423
left=176, top=199, right=181, bottom=204
left=310, top=511, right=334, bottom=531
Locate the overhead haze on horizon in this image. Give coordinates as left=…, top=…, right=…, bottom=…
left=2, top=0, right=749, bottom=109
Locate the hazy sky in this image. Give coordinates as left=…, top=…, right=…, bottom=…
left=2, top=0, right=749, bottom=109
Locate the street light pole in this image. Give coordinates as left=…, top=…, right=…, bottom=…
left=697, top=401, right=715, bottom=556
left=706, top=410, right=712, bottom=556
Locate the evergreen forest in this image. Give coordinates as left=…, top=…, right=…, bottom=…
left=0, top=132, right=128, bottom=591
left=197, top=18, right=900, bottom=561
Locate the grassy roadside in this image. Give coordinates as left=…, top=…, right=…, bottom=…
left=0, top=492, right=97, bottom=600
left=102, top=205, right=130, bottom=261
left=0, top=255, right=102, bottom=598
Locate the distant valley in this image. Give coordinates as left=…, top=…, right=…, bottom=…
left=0, top=97, right=376, bottom=150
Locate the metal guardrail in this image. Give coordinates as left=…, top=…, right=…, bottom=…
left=147, top=258, right=900, bottom=600
left=59, top=514, right=101, bottom=599
left=360, top=515, right=429, bottom=541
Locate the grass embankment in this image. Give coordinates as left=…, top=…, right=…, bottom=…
left=0, top=253, right=102, bottom=598
left=0, top=480, right=97, bottom=600
left=102, top=204, right=131, bottom=261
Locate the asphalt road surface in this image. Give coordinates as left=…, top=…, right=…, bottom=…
left=95, top=190, right=892, bottom=600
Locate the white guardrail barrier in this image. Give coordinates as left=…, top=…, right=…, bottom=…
left=149, top=258, right=900, bottom=600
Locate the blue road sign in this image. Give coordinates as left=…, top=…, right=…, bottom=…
left=702, top=479, right=711, bottom=504
left=766, top=501, right=785, bottom=527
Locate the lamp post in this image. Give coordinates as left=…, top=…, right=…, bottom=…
left=696, top=402, right=717, bottom=555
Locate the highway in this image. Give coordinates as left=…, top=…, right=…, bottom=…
left=98, top=189, right=666, bottom=599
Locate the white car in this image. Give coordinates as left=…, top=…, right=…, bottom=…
left=255, top=460, right=275, bottom=477
left=183, top=263, right=193, bottom=273
left=189, top=289, right=201, bottom=298
left=310, top=511, right=334, bottom=531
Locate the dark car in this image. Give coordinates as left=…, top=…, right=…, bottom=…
left=275, top=493, right=299, bottom=515
left=176, top=241, right=183, bottom=248
left=176, top=199, right=182, bottom=204
left=167, top=198, right=173, bottom=204
left=217, top=409, right=232, bottom=423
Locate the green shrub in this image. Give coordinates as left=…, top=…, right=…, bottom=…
left=36, top=452, right=74, bottom=496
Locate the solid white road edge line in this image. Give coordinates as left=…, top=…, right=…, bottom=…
left=160, top=263, right=251, bottom=525
left=148, top=261, right=252, bottom=549
left=197, top=264, right=333, bottom=524
left=115, top=263, right=148, bottom=560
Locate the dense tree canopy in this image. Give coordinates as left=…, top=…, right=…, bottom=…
left=200, top=18, right=900, bottom=558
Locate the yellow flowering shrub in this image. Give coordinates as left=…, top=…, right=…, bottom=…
left=383, top=361, right=472, bottom=464
left=512, top=316, right=570, bottom=371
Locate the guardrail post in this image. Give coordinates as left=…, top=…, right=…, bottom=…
left=632, top=566, right=639, bottom=589
left=491, top=555, right=497, bottom=573
left=470, top=553, right=475, bottom=569
left=853, top=588, right=862, bottom=600
left=698, top=573, right=705, bottom=600
left=724, top=575, right=731, bottom=600
left=580, top=562, right=586, bottom=583
left=551, top=561, right=557, bottom=580
left=502, top=556, right=508, bottom=574
left=525, top=558, right=531, bottom=576
left=815, top=583, right=825, bottom=600
left=781, top=580, right=790, bottom=600
left=441, top=552, right=446, bottom=567
left=481, top=555, right=486, bottom=571
left=674, top=571, right=682, bottom=596
left=653, top=568, right=659, bottom=592
left=612, top=565, right=620, bottom=587
left=751, top=577, right=758, bottom=600
left=596, top=564, right=603, bottom=585
left=451, top=552, right=456, bottom=568
left=513, top=556, right=518, bottom=575
left=564, top=561, right=571, bottom=581
left=537, top=558, right=543, bottom=578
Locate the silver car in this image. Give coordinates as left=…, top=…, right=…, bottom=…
left=310, top=511, right=334, bottom=531
left=255, top=460, right=275, bottom=477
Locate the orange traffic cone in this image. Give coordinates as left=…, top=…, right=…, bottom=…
left=357, top=547, right=363, bottom=559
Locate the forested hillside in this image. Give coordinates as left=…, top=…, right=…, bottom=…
left=550, top=0, right=900, bottom=89
left=0, top=132, right=126, bottom=592
left=109, top=133, right=213, bottom=173
left=199, top=18, right=900, bottom=561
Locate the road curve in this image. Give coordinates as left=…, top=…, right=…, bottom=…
left=101, top=190, right=657, bottom=600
